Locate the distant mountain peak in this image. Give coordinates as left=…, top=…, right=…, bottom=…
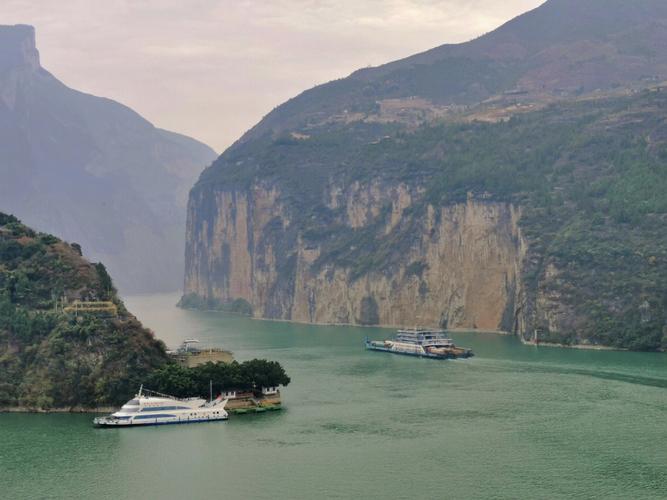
left=0, top=24, right=217, bottom=293
left=0, top=24, right=40, bottom=72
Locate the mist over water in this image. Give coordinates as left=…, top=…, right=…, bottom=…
left=1, top=294, right=666, bottom=499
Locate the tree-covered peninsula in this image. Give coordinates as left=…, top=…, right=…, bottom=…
left=0, top=214, right=290, bottom=410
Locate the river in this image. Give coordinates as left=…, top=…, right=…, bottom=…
left=1, top=293, right=666, bottom=499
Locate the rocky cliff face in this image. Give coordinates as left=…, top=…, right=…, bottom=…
left=185, top=182, right=526, bottom=331
left=183, top=1, right=667, bottom=350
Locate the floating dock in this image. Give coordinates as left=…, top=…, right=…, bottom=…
left=224, top=389, right=282, bottom=415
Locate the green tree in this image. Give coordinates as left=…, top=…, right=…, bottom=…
left=95, top=263, right=114, bottom=300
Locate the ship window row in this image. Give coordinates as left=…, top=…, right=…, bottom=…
left=134, top=414, right=177, bottom=420
left=140, top=406, right=191, bottom=412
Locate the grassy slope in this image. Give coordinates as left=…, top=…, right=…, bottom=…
left=0, top=214, right=169, bottom=409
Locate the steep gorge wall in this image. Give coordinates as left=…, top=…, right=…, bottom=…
left=184, top=182, right=528, bottom=331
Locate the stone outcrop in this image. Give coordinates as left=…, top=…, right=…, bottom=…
left=184, top=181, right=527, bottom=331
left=0, top=24, right=40, bottom=72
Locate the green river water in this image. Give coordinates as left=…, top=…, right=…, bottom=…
left=1, top=293, right=666, bottom=499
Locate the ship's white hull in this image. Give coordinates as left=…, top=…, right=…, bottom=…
left=94, top=413, right=228, bottom=427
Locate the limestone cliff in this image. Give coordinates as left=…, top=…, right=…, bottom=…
left=185, top=182, right=527, bottom=331
left=183, top=0, right=667, bottom=351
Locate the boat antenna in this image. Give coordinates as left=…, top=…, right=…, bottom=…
left=209, top=380, right=213, bottom=403
left=138, top=384, right=143, bottom=397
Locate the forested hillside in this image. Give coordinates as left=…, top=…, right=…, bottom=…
left=0, top=214, right=169, bottom=409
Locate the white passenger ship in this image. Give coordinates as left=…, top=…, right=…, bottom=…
left=93, top=387, right=228, bottom=427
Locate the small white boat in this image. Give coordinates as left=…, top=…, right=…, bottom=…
left=93, top=386, right=228, bottom=427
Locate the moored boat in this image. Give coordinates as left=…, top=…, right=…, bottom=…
left=365, top=328, right=474, bottom=359
left=93, top=386, right=228, bottom=427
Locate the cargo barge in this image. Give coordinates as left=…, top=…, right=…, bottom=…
left=365, top=328, right=474, bottom=359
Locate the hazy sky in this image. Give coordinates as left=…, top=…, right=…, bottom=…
left=2, top=0, right=543, bottom=152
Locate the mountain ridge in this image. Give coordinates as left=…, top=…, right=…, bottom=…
left=0, top=24, right=217, bottom=293
left=235, top=0, right=667, bottom=144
